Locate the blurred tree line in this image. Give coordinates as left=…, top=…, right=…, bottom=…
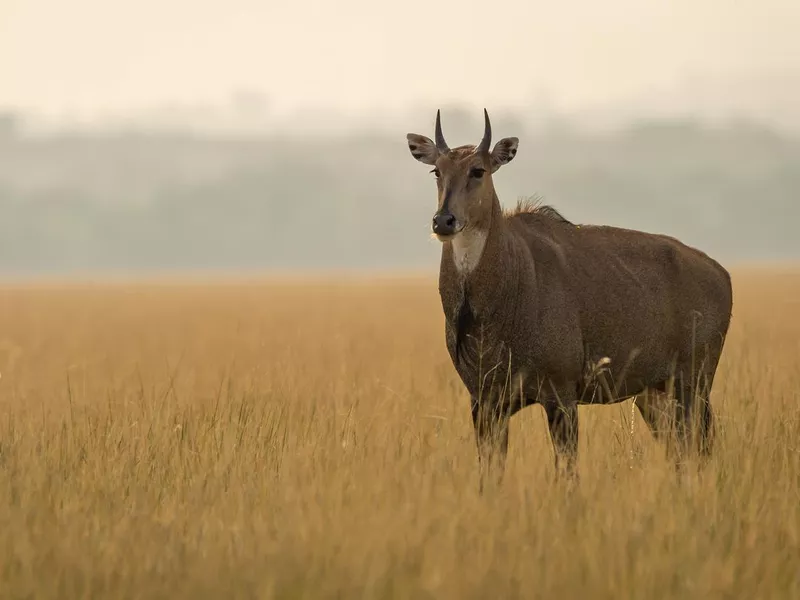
left=0, top=111, right=798, bottom=275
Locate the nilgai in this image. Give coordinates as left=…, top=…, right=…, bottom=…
left=406, top=109, right=733, bottom=484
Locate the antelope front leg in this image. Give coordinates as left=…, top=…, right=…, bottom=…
left=471, top=397, right=509, bottom=492
left=544, top=399, right=579, bottom=480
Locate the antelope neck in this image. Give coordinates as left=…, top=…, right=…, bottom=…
left=451, top=228, right=488, bottom=275
left=449, top=194, right=502, bottom=277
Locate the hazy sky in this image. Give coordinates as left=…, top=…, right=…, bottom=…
left=3, top=0, right=800, bottom=119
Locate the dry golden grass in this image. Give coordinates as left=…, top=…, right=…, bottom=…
left=0, top=269, right=798, bottom=598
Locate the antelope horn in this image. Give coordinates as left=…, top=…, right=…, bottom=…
left=434, top=109, right=450, bottom=154
left=476, top=108, right=492, bottom=154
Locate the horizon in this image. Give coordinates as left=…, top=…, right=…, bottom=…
left=3, top=0, right=800, bottom=276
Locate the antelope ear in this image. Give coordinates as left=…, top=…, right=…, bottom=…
left=490, top=137, right=519, bottom=172
left=406, top=133, right=439, bottom=165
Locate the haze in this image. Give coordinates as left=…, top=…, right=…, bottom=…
left=1, top=0, right=799, bottom=276
left=4, top=0, right=800, bottom=120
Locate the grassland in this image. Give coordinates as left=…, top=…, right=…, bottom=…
left=0, top=269, right=798, bottom=599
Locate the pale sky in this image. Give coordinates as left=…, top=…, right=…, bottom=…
left=2, top=0, right=800, bottom=120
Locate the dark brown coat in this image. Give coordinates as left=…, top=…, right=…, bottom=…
left=407, top=110, right=733, bottom=480
left=440, top=197, right=732, bottom=411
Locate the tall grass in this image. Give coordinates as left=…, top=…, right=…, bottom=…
left=0, top=271, right=798, bottom=598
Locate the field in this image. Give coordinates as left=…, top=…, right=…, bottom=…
left=0, top=269, right=798, bottom=599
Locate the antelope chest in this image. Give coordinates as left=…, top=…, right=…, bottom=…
left=443, top=299, right=518, bottom=396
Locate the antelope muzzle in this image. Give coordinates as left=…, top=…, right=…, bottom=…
left=432, top=210, right=459, bottom=238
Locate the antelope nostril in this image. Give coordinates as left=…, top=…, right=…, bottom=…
left=432, top=212, right=458, bottom=235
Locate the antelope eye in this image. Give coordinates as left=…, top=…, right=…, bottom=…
left=430, top=168, right=441, bottom=178
left=469, top=167, right=485, bottom=179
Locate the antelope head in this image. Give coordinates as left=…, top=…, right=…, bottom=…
left=406, top=109, right=519, bottom=240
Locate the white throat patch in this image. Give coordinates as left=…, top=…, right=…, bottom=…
left=451, top=229, right=488, bottom=274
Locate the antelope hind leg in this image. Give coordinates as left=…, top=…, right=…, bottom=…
left=543, top=393, right=579, bottom=481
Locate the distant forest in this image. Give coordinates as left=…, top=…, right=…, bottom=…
left=1, top=110, right=799, bottom=275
